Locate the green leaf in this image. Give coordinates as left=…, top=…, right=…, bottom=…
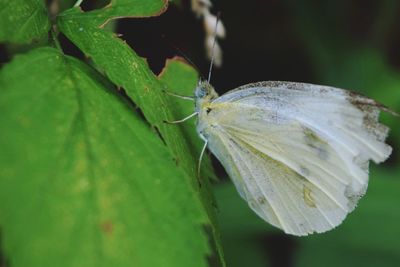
left=0, top=47, right=210, bottom=267
left=0, top=0, right=51, bottom=44
left=57, top=4, right=197, bottom=186
left=57, top=2, right=225, bottom=264
left=158, top=58, right=217, bottom=182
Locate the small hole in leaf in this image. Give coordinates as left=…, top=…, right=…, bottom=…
left=80, top=0, right=110, bottom=12
left=58, top=32, right=85, bottom=60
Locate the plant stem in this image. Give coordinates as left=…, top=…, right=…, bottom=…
left=50, top=29, right=63, bottom=52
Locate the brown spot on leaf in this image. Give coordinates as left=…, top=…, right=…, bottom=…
left=143, top=86, right=150, bottom=94
left=100, top=221, right=114, bottom=235
left=173, top=157, right=180, bottom=166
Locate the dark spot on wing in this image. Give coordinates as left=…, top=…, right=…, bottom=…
left=249, top=200, right=257, bottom=209
left=257, top=196, right=267, bottom=205
left=346, top=90, right=397, bottom=115
left=303, top=186, right=316, bottom=208
left=299, top=166, right=311, bottom=176
left=206, top=107, right=212, bottom=114
left=346, top=91, right=395, bottom=141
left=303, top=127, right=329, bottom=160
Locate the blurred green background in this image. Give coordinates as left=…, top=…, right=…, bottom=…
left=1, top=0, right=399, bottom=267
left=126, top=0, right=399, bottom=266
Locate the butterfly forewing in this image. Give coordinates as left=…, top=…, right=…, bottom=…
left=198, top=81, right=392, bottom=235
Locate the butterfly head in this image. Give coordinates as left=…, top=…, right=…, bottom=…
left=194, top=80, right=219, bottom=113
left=195, top=80, right=218, bottom=100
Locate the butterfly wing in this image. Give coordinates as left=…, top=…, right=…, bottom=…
left=201, top=81, right=392, bottom=235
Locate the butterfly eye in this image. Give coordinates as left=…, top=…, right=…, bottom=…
left=195, top=86, right=208, bottom=98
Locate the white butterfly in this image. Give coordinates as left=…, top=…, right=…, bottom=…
left=169, top=80, right=394, bottom=236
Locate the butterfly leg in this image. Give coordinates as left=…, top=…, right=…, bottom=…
left=164, top=112, right=198, bottom=124
left=163, top=90, right=195, bottom=101
left=197, top=134, right=208, bottom=187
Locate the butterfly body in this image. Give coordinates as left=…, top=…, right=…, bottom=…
left=193, top=80, right=393, bottom=236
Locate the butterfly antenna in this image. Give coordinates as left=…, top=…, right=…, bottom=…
left=74, top=0, right=83, bottom=7
left=207, top=12, right=221, bottom=83
left=161, top=34, right=206, bottom=81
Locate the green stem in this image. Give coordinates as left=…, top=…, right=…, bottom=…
left=51, top=29, right=63, bottom=52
